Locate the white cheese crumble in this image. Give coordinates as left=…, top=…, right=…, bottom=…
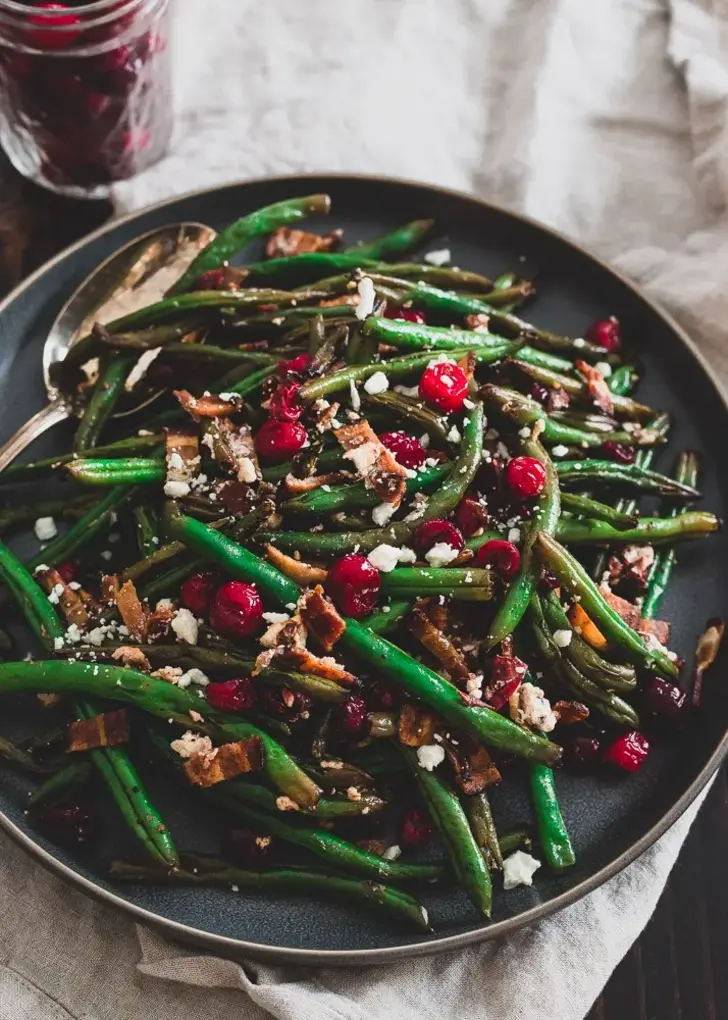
left=343, top=440, right=379, bottom=475
left=447, top=425, right=461, bottom=444
left=382, top=844, right=402, bottom=860
left=518, top=426, right=532, bottom=439
left=355, top=276, right=376, bottom=319
left=34, top=517, right=57, bottom=541
left=363, top=371, right=389, bottom=395
left=372, top=501, right=398, bottom=527
left=509, top=682, right=559, bottom=733
left=553, top=629, right=573, bottom=648
left=125, top=347, right=162, bottom=391
left=53, top=636, right=64, bottom=651
left=417, top=744, right=446, bottom=771
left=551, top=444, right=570, bottom=458
left=164, top=480, right=191, bottom=498
left=425, top=542, right=459, bottom=567
left=177, top=668, right=210, bottom=688
left=65, top=624, right=82, bottom=644
left=263, top=611, right=290, bottom=624
left=507, top=527, right=521, bottom=544
left=503, top=850, right=542, bottom=890
left=368, top=544, right=408, bottom=572
left=171, top=607, right=199, bottom=645
left=348, top=378, right=361, bottom=411
left=393, top=384, right=420, bottom=398
left=171, top=731, right=213, bottom=759
left=424, top=248, right=451, bottom=266
left=573, top=337, right=586, bottom=348
left=595, top=361, right=612, bottom=378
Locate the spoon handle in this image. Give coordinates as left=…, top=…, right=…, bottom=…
left=0, top=398, right=72, bottom=474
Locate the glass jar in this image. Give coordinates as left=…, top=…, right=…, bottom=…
left=0, top=0, right=172, bottom=198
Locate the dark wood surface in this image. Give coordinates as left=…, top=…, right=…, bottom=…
left=0, top=150, right=724, bottom=1020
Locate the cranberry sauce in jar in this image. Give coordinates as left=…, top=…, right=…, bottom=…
left=0, top=0, right=172, bottom=197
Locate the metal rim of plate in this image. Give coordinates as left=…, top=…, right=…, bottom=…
left=0, top=173, right=726, bottom=965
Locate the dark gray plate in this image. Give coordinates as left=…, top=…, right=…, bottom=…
left=0, top=175, right=726, bottom=964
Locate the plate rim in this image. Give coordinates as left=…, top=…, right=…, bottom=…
left=1, top=171, right=726, bottom=965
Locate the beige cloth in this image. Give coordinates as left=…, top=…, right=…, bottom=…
left=3, top=0, right=728, bottom=1017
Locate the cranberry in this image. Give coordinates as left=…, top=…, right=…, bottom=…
left=194, top=269, right=228, bottom=291
left=400, top=807, right=432, bottom=847
left=268, top=381, right=304, bottom=423
left=506, top=456, right=546, bottom=501
left=413, top=518, right=464, bottom=557
left=180, top=571, right=218, bottom=616
left=565, top=735, right=602, bottom=770
left=418, top=361, right=469, bottom=414
left=326, top=554, right=381, bottom=619
left=539, top=569, right=560, bottom=591
left=585, top=316, right=622, bottom=353
left=225, top=827, right=272, bottom=867
left=209, top=581, right=264, bottom=639
left=56, top=562, right=76, bottom=584
left=27, top=4, right=81, bottom=50
left=278, top=352, right=312, bottom=378
left=474, top=539, right=521, bottom=579
left=206, top=677, right=257, bottom=713
left=528, top=382, right=550, bottom=405
left=601, top=441, right=635, bottom=465
left=259, top=687, right=312, bottom=722
left=33, top=804, right=93, bottom=845
left=255, top=419, right=307, bottom=462
left=335, top=695, right=368, bottom=736
left=602, top=730, right=650, bottom=772
left=642, top=675, right=687, bottom=720
left=380, top=431, right=427, bottom=470
left=456, top=496, right=489, bottom=537
left=384, top=306, right=427, bottom=324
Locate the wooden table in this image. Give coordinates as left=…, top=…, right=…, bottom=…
left=0, top=150, right=724, bottom=1020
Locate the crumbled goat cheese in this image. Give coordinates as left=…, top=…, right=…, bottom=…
left=420, top=432, right=431, bottom=448
left=276, top=796, right=300, bottom=812
left=171, top=607, right=199, bottom=645
left=573, top=337, right=586, bottom=348
left=595, top=361, right=612, bottom=377
left=65, top=624, right=82, bottom=644
left=417, top=744, right=446, bottom=771
left=263, top=611, right=290, bottom=624
left=425, top=542, right=459, bottom=567
left=382, top=844, right=402, bottom=860
left=551, top=445, right=570, bottom=458
left=510, top=682, right=559, bottom=733
left=167, top=451, right=185, bottom=472
left=553, top=629, right=573, bottom=648
left=363, top=371, right=389, bottom=395
left=503, top=850, right=542, bottom=889
left=53, top=636, right=64, bottom=651
left=424, top=248, right=451, bottom=266
left=466, top=673, right=484, bottom=697
left=177, top=668, right=209, bottom=688
left=393, top=384, right=420, bottom=398
left=164, top=480, right=191, bottom=498
left=518, top=426, right=531, bottom=439
left=33, top=564, right=50, bottom=574
left=34, top=517, right=57, bottom=541
left=125, top=347, right=162, bottom=391
left=100, top=550, right=113, bottom=561
left=368, top=544, right=405, bottom=573
left=239, top=457, right=258, bottom=483
left=349, top=379, right=361, bottom=411
left=343, top=440, right=379, bottom=475
left=372, top=501, right=398, bottom=527
left=171, top=731, right=213, bottom=759
left=355, top=276, right=376, bottom=319
left=642, top=632, right=678, bottom=661
left=508, top=528, right=521, bottom=544
left=447, top=425, right=461, bottom=444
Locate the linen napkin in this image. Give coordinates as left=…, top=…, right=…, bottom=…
left=3, top=0, right=728, bottom=1017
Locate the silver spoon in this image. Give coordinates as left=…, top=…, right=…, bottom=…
left=0, top=221, right=216, bottom=473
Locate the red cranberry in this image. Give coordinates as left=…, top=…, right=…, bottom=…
left=206, top=677, right=257, bottom=713
left=601, top=441, right=635, bottom=465
left=585, top=316, right=621, bottom=353
left=539, top=569, right=560, bottom=591
left=27, top=4, right=81, bottom=50
left=255, top=419, right=307, bottom=462
left=380, top=431, right=427, bottom=470
left=506, top=456, right=546, bottom=501
left=418, top=361, right=469, bottom=414
left=602, top=730, right=649, bottom=772
left=268, top=381, right=304, bottom=422
left=413, top=518, right=464, bottom=557
left=194, top=269, right=228, bottom=291
left=474, top=539, right=521, bottom=579
left=259, top=687, right=312, bottom=722
left=56, top=562, right=76, bottom=584
left=180, top=571, right=218, bottom=616
left=384, top=306, right=427, bottom=324
left=456, top=496, right=489, bottom=537
left=225, top=827, right=273, bottom=867
left=400, top=807, right=432, bottom=847
left=33, top=804, right=93, bottom=845
left=278, top=352, right=312, bottom=378
left=528, top=382, right=550, bottom=405
left=209, top=581, right=264, bottom=639
left=642, top=675, right=687, bottom=720
left=326, top=554, right=381, bottom=619
left=565, top=735, right=602, bottom=770
left=335, top=695, right=368, bottom=736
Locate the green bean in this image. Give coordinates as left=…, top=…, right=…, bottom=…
left=169, top=194, right=332, bottom=295
left=365, top=600, right=413, bottom=634
left=0, top=434, right=164, bottom=484
left=400, top=747, right=491, bottom=918
left=282, top=462, right=449, bottom=515
left=560, top=492, right=639, bottom=530
left=241, top=251, right=380, bottom=284
left=383, top=262, right=494, bottom=291
left=465, top=790, right=503, bottom=871
left=364, top=391, right=452, bottom=442
left=556, top=512, right=719, bottom=546
left=506, top=358, right=653, bottom=420
left=346, top=219, right=434, bottom=259
left=535, top=531, right=678, bottom=677
left=106, top=339, right=276, bottom=366
left=261, top=447, right=342, bottom=484
left=530, top=765, right=575, bottom=871
left=28, top=760, right=94, bottom=806
left=0, top=736, right=51, bottom=776
left=555, top=459, right=699, bottom=497
left=66, top=458, right=164, bottom=486
left=0, top=539, right=65, bottom=648
left=498, top=828, right=533, bottom=857
left=0, top=494, right=97, bottom=533
left=133, top=505, right=160, bottom=557
left=608, top=365, right=638, bottom=395
left=28, top=486, right=134, bottom=571
left=138, top=556, right=206, bottom=602
left=73, top=357, right=132, bottom=452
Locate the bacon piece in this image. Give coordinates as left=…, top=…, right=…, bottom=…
left=575, top=360, right=614, bottom=415
left=442, top=734, right=501, bottom=794
left=111, top=646, right=151, bottom=671
left=298, top=585, right=346, bottom=651
left=184, top=737, right=263, bottom=787
left=257, top=645, right=356, bottom=685
left=334, top=420, right=407, bottom=505
left=546, top=387, right=570, bottom=413
left=174, top=390, right=243, bottom=419
left=100, top=573, right=120, bottom=607
left=266, top=226, right=342, bottom=258
left=408, top=605, right=470, bottom=684
left=265, top=545, right=328, bottom=585
left=203, top=418, right=260, bottom=483
left=553, top=700, right=590, bottom=724
left=37, top=567, right=91, bottom=630
left=310, top=398, right=341, bottom=434
left=319, top=293, right=359, bottom=308
left=599, top=585, right=671, bottom=645
left=165, top=426, right=200, bottom=484
left=68, top=709, right=129, bottom=752
left=151, top=665, right=184, bottom=684
left=607, top=544, right=655, bottom=596
left=457, top=350, right=477, bottom=382
left=115, top=579, right=150, bottom=642
left=397, top=703, right=438, bottom=747
left=284, top=471, right=352, bottom=494
left=465, top=313, right=490, bottom=332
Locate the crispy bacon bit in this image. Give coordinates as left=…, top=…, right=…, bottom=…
left=151, top=665, right=184, bottom=684
left=37, top=567, right=91, bottom=630
left=575, top=360, right=614, bottom=415
left=204, top=418, right=260, bottom=483
left=298, top=585, right=346, bottom=651
left=259, top=645, right=355, bottom=685
left=319, top=293, right=359, bottom=308
left=115, top=579, right=150, bottom=642
left=276, top=796, right=300, bottom=812
left=356, top=838, right=388, bottom=857
left=100, top=574, right=120, bottom=606
left=607, top=545, right=655, bottom=595
left=310, top=399, right=341, bottom=434
left=484, top=650, right=528, bottom=710
left=284, top=471, right=352, bottom=494
left=442, top=735, right=501, bottom=794
left=599, top=585, right=671, bottom=645
left=265, top=545, right=328, bottom=586
left=457, top=350, right=477, bottom=382
left=398, top=703, right=438, bottom=747
left=174, top=390, right=243, bottom=419
left=68, top=709, right=129, bottom=752
left=111, top=646, right=151, bottom=671
left=38, top=693, right=62, bottom=708
left=692, top=617, right=725, bottom=706
left=184, top=736, right=263, bottom=787
left=465, top=313, right=490, bottom=332
left=334, top=420, right=408, bottom=505
left=547, top=387, right=570, bottom=413
left=408, top=605, right=470, bottom=684
left=554, top=700, right=590, bottom=724
left=165, top=426, right=200, bottom=483
left=265, top=226, right=342, bottom=258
